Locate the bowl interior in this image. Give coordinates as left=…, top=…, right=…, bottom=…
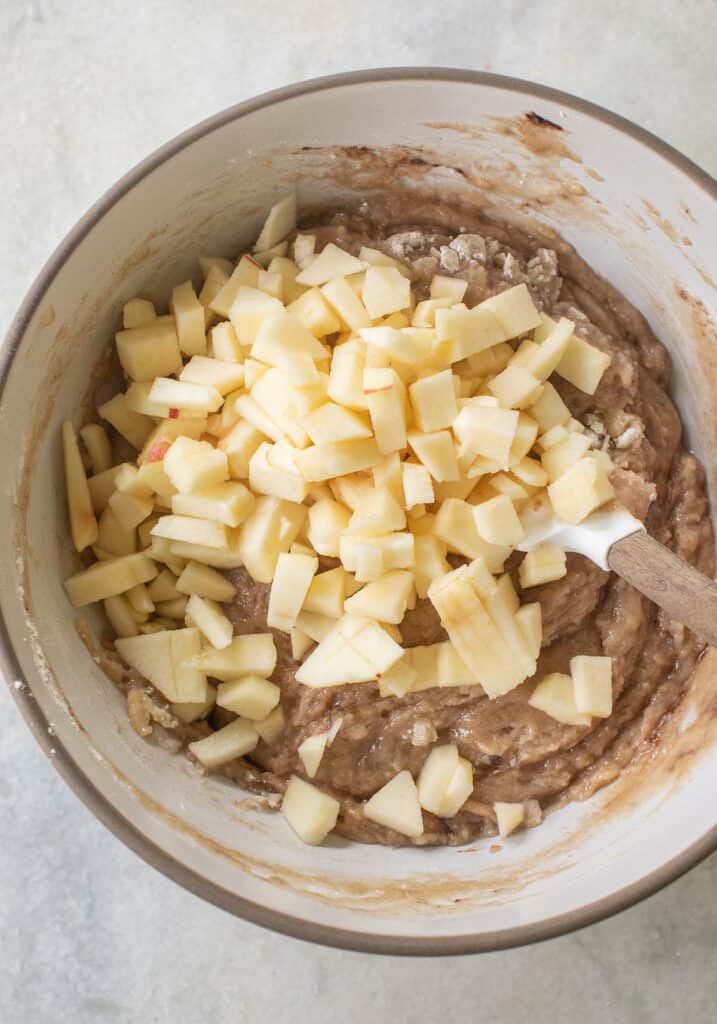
left=2, top=72, right=717, bottom=953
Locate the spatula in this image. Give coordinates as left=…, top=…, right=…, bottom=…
left=517, top=502, right=717, bottom=647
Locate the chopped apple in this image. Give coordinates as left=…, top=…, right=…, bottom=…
left=433, top=498, right=508, bottom=570
left=435, top=305, right=505, bottom=361
left=361, top=367, right=406, bottom=454
left=268, top=256, right=306, bottom=304
left=511, top=457, right=549, bottom=488
left=65, top=552, right=157, bottom=607
left=170, top=281, right=206, bottom=356
left=228, top=286, right=283, bottom=346
left=417, top=745, right=474, bottom=818
left=528, top=380, right=571, bottom=433
left=209, top=321, right=243, bottom=362
left=321, top=277, right=371, bottom=332
left=327, top=339, right=368, bottom=410
left=189, top=718, right=258, bottom=769
left=293, top=233, right=316, bottom=269
left=548, top=456, right=614, bottom=524
left=185, top=593, right=234, bottom=649
left=295, top=614, right=404, bottom=687
left=78, top=423, right=112, bottom=476
left=103, top=594, right=139, bottom=638
left=466, top=342, right=513, bottom=377
left=138, top=417, right=208, bottom=465
left=402, top=462, right=434, bottom=508
left=429, top=275, right=468, bottom=303
left=339, top=533, right=414, bottom=577
left=152, top=515, right=228, bottom=550
left=198, top=263, right=229, bottom=326
left=298, top=731, right=332, bottom=778
left=176, top=560, right=236, bottom=602
left=171, top=481, right=254, bottom=528
left=515, top=601, right=543, bottom=660
left=407, top=431, right=459, bottom=482
left=528, top=672, right=592, bottom=726
left=155, top=596, right=189, bottom=619
left=412, top=298, right=452, bottom=328
left=217, top=675, right=280, bottom=720
left=556, top=335, right=611, bottom=394
left=255, top=704, right=286, bottom=744
left=409, top=369, right=458, bottom=433
left=363, top=771, right=423, bottom=838
left=286, top=287, right=341, bottom=337
left=494, top=802, right=525, bottom=837
left=236, top=495, right=306, bottom=582
left=254, top=193, right=297, bottom=252
left=88, top=464, right=130, bottom=514
left=171, top=683, right=217, bottom=724
left=473, top=495, right=525, bottom=546
left=219, top=419, right=264, bottom=479
left=346, top=487, right=406, bottom=535
left=192, top=632, right=277, bottom=680
left=147, top=568, right=180, bottom=603
left=267, top=551, right=318, bottom=631
left=291, top=628, right=313, bottom=660
left=108, top=488, right=153, bottom=531
left=329, top=472, right=374, bottom=511
left=295, top=242, right=366, bottom=286
left=209, top=256, right=262, bottom=319
left=359, top=325, right=425, bottom=367
left=98, top=393, right=153, bottom=450
left=148, top=377, right=223, bottom=415
left=97, top=505, right=137, bottom=557
left=282, top=776, right=340, bottom=845
left=294, top=610, right=336, bottom=643
left=479, top=283, right=541, bottom=337
left=487, top=365, right=543, bottom=409
left=303, top=567, right=347, bottom=618
left=307, top=498, right=351, bottom=557
left=251, top=310, right=327, bottom=368
left=361, top=266, right=411, bottom=319
left=344, top=570, right=413, bottom=624
left=541, top=433, right=592, bottom=482
left=303, top=402, right=372, bottom=444
left=413, top=534, right=451, bottom=599
left=123, top=297, right=156, bottom=328
left=453, top=404, right=519, bottom=470
left=63, top=421, right=98, bottom=552
left=116, top=626, right=205, bottom=703
left=163, top=437, right=229, bottom=494
left=519, top=544, right=567, bottom=588
left=115, top=316, right=182, bottom=382
left=523, top=317, right=574, bottom=380
left=571, top=655, right=613, bottom=717
left=295, top=438, right=380, bottom=482
left=179, top=355, right=245, bottom=395
left=249, top=442, right=309, bottom=503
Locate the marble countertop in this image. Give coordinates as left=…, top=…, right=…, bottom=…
left=1, top=2, right=715, bottom=1021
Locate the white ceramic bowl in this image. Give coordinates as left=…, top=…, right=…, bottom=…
left=2, top=69, right=716, bottom=955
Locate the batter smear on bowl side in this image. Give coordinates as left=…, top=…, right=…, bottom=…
left=63, top=194, right=714, bottom=847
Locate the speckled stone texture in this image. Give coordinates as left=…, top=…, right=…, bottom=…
left=1, top=2, right=715, bottom=1022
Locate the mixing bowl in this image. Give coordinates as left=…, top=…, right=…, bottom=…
left=2, top=69, right=716, bottom=955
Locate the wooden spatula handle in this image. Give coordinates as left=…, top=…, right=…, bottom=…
left=608, top=530, right=717, bottom=647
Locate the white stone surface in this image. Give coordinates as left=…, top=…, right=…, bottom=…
left=1, top=2, right=715, bottom=1021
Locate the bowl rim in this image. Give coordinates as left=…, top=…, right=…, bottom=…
left=2, top=66, right=716, bottom=956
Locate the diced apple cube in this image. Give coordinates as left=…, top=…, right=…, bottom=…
left=193, top=632, right=277, bottom=680
left=292, top=233, right=316, bottom=270
left=479, top=283, right=541, bottom=337
left=407, top=431, right=459, bottom=482
left=411, top=297, right=452, bottom=328
left=99, top=393, right=154, bottom=450
left=339, top=533, right=414, bottom=577
left=209, top=321, right=243, bottom=363
left=254, top=704, right=285, bottom=744
left=65, top=552, right=157, bottom=607
left=103, top=594, right=139, bottom=638
left=290, top=628, right=313, bottom=660
left=298, top=731, right=331, bottom=779
left=295, top=242, right=366, bottom=286
left=185, top=593, right=234, bottom=649
left=548, top=456, right=614, bottom=524
left=327, top=339, right=368, bottom=410
left=189, top=718, right=258, bottom=769
left=253, top=193, right=296, bottom=252
left=519, top=544, right=567, bottom=588
left=301, top=567, right=346, bottom=619
left=361, top=367, right=406, bottom=454
left=303, top=402, right=372, bottom=444
left=219, top=420, right=264, bottom=479
left=295, top=614, right=404, bottom=687
left=155, top=596, right=189, bottom=619
left=307, top=498, right=351, bottom=557
left=198, top=263, right=229, bottom=327
left=571, top=655, right=613, bottom=717
left=556, top=335, right=611, bottom=394
left=217, top=675, right=280, bottom=721
left=453, top=404, right=519, bottom=470
left=228, top=286, right=283, bottom=346
left=115, top=316, right=182, bottom=382
left=97, top=505, right=137, bottom=557
left=266, top=552, right=318, bottom=631
left=433, top=498, right=508, bottom=571
left=541, top=433, right=592, bottom=482
left=511, top=457, right=549, bottom=488
left=139, top=417, right=208, bottom=465
left=435, top=306, right=506, bottom=361
left=295, top=438, right=380, bottom=482
left=78, top=423, right=112, bottom=476
left=528, top=672, right=592, bottom=726
left=171, top=481, right=254, bottom=529
left=346, top=487, right=406, bottom=536
left=147, top=568, right=180, bottom=603
left=359, top=325, right=424, bottom=366
left=170, top=281, right=206, bottom=356
left=409, top=369, right=458, bottom=433
left=171, top=683, right=217, bottom=724
left=402, top=462, right=434, bottom=508
left=251, top=310, right=327, bottom=368
left=123, top=297, right=156, bottom=328
left=487, top=365, right=543, bottom=409
left=344, top=570, right=413, bottom=624
left=63, top=421, right=98, bottom=552
left=178, top=355, right=244, bottom=395
left=152, top=515, right=228, bottom=550
left=412, top=534, right=450, bottom=599
left=417, top=744, right=474, bottom=818
left=285, top=287, right=340, bottom=337
left=236, top=495, right=305, bottom=583
left=515, top=601, right=543, bottom=660
left=523, top=317, right=574, bottom=380
left=494, top=802, right=525, bottom=837
left=528, top=380, right=571, bottom=432
left=116, top=626, right=205, bottom=703
left=88, top=464, right=129, bottom=514
left=175, top=561, right=236, bottom=602
left=108, top=488, right=154, bottom=531
left=148, top=377, right=223, bottom=415
left=429, top=275, right=468, bottom=303
left=363, top=771, right=424, bottom=838
left=282, top=776, right=340, bottom=845
left=361, top=266, right=411, bottom=319
left=320, top=276, right=371, bottom=332
left=473, top=494, right=525, bottom=546
left=294, top=610, right=336, bottom=643
left=164, top=437, right=228, bottom=494
left=249, top=442, right=309, bottom=503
